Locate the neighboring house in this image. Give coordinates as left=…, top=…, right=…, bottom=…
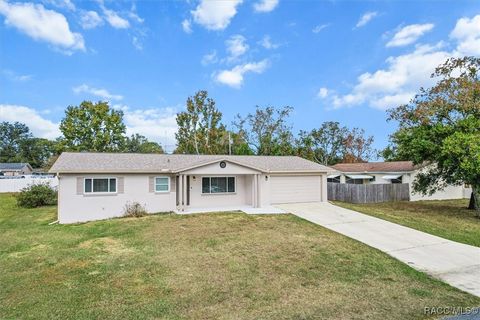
left=49, top=152, right=331, bottom=224
left=0, top=163, right=33, bottom=176
left=330, top=161, right=471, bottom=201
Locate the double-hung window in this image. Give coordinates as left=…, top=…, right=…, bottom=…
left=202, top=177, right=235, bottom=194
left=84, top=178, right=116, bottom=193
left=155, top=177, right=170, bottom=192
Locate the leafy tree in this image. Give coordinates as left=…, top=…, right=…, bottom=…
left=59, top=101, right=126, bottom=152
left=0, top=122, right=32, bottom=163
left=124, top=134, right=164, bottom=153
left=0, top=122, right=58, bottom=168
left=296, top=121, right=348, bottom=165
left=233, top=106, right=294, bottom=156
left=19, top=138, right=57, bottom=169
left=228, top=131, right=254, bottom=155
left=175, top=90, right=229, bottom=154
left=387, top=57, right=480, bottom=214
left=342, top=128, right=376, bottom=163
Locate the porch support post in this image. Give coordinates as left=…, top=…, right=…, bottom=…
left=182, top=174, right=187, bottom=211
left=178, top=174, right=183, bottom=211
left=251, top=175, right=256, bottom=208
left=253, top=174, right=260, bottom=208
left=257, top=174, right=261, bottom=208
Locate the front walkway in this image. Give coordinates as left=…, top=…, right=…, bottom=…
left=277, top=202, right=480, bottom=297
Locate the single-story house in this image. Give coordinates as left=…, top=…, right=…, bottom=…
left=330, top=161, right=471, bottom=201
left=49, top=152, right=331, bottom=224
left=0, top=163, right=33, bottom=176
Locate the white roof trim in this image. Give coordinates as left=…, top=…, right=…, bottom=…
left=346, top=174, right=373, bottom=179
left=175, top=158, right=264, bottom=173
left=327, top=174, right=340, bottom=178
left=382, top=174, right=402, bottom=180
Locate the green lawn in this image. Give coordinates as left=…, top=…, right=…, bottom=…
left=333, top=199, right=480, bottom=247
left=1, top=194, right=479, bottom=319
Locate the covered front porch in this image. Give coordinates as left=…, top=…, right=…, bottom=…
left=174, top=172, right=267, bottom=213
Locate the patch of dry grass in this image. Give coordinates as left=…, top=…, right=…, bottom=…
left=0, top=194, right=478, bottom=319
left=334, top=199, right=480, bottom=247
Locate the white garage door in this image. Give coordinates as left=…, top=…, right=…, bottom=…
left=270, top=175, right=322, bottom=204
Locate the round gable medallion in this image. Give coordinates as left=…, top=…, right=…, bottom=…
left=219, top=161, right=227, bottom=168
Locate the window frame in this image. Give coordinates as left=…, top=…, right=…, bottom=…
left=201, top=176, right=236, bottom=194
left=154, top=176, right=170, bottom=193
left=84, top=177, right=117, bottom=194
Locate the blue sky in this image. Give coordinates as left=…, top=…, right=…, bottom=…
left=1, top=0, right=479, bottom=153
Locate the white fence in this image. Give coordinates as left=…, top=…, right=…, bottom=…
left=0, top=177, right=58, bottom=193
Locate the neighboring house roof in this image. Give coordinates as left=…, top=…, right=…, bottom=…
left=0, top=163, right=32, bottom=171
left=49, top=152, right=331, bottom=174
left=331, top=161, right=415, bottom=173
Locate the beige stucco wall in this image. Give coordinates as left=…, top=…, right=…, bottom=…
left=187, top=175, right=251, bottom=208
left=58, top=173, right=176, bottom=224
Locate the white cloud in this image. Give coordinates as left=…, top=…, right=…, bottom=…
left=312, top=24, right=329, bottom=33
left=253, top=0, right=278, bottom=13
left=201, top=50, right=218, bottom=65
left=132, top=36, right=142, bottom=50
left=225, top=34, right=248, bottom=60
left=386, top=23, right=434, bottom=47
left=191, top=0, right=242, bottom=31
left=0, top=103, right=178, bottom=149
left=0, top=1, right=85, bottom=52
left=259, top=35, right=279, bottom=49
left=73, top=84, right=123, bottom=101
left=317, top=87, right=328, bottom=98
left=122, top=106, right=178, bottom=150
left=0, top=104, right=60, bottom=139
left=95, top=0, right=130, bottom=29
left=43, top=0, right=75, bottom=11
left=127, top=4, right=144, bottom=24
left=215, top=59, right=269, bottom=88
left=326, top=14, right=480, bottom=110
left=3, top=69, right=32, bottom=81
left=103, top=8, right=129, bottom=29
left=80, top=10, right=103, bottom=29
left=355, top=11, right=378, bottom=28
left=328, top=43, right=450, bottom=110
left=450, top=14, right=480, bottom=56
left=182, top=19, right=192, bottom=33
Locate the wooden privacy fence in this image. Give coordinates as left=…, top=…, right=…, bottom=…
left=327, top=183, right=410, bottom=203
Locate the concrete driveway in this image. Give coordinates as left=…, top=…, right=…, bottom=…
left=277, top=202, right=480, bottom=297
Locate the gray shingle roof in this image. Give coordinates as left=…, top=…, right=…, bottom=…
left=0, top=163, right=31, bottom=170
left=49, top=152, right=331, bottom=174
left=332, top=161, right=415, bottom=173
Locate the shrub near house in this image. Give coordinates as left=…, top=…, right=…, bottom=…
left=16, top=184, right=57, bottom=208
